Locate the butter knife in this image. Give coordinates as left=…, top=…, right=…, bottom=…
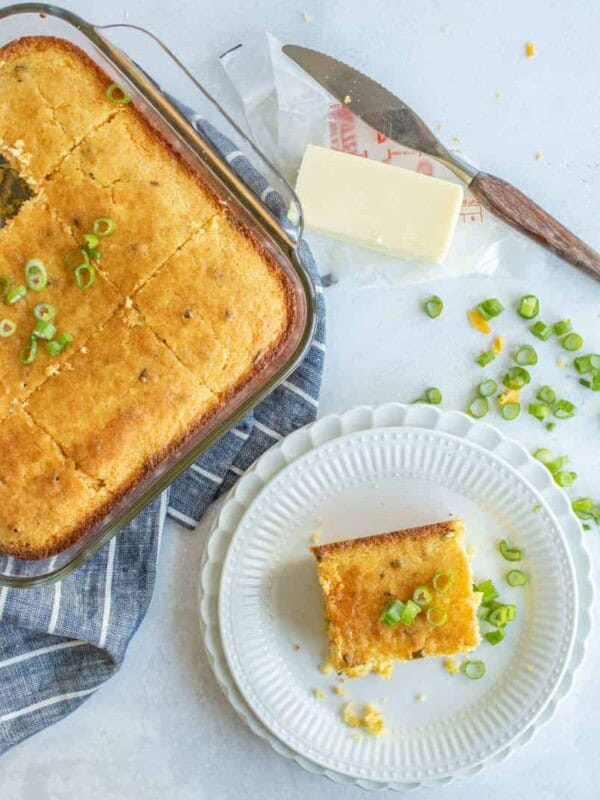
left=283, top=44, right=600, bottom=281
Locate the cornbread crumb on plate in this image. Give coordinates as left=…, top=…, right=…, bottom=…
left=313, top=689, right=326, bottom=699
left=342, top=703, right=386, bottom=736
left=310, top=529, right=321, bottom=545
left=444, top=657, right=461, bottom=675
left=319, top=660, right=333, bottom=675
left=332, top=685, right=346, bottom=697
left=312, top=519, right=480, bottom=678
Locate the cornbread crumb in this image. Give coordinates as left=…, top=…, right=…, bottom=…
left=319, top=660, right=333, bottom=675
left=333, top=685, right=346, bottom=697
left=444, top=658, right=460, bottom=675
left=313, top=688, right=326, bottom=699
left=535, top=151, right=543, bottom=161
left=342, top=703, right=362, bottom=728
left=415, top=693, right=427, bottom=702
left=452, top=135, right=461, bottom=143
left=341, top=702, right=387, bottom=735
left=343, top=95, right=352, bottom=104
left=362, top=705, right=386, bottom=736
left=310, top=529, right=321, bottom=545
left=556, top=357, right=566, bottom=368
left=525, top=41, right=536, bottom=58
left=302, top=11, right=313, bottom=22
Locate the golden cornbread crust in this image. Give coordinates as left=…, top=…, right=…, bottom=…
left=0, top=37, right=295, bottom=559
left=312, top=520, right=481, bottom=678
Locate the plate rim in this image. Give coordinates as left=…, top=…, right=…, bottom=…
left=199, top=403, right=593, bottom=790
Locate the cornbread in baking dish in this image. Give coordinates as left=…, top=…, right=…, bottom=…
left=0, top=37, right=293, bottom=559
left=311, top=520, right=481, bottom=678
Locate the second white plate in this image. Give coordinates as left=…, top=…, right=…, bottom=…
left=218, top=406, right=583, bottom=784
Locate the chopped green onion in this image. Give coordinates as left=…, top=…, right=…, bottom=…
left=547, top=455, right=569, bottom=474
left=553, top=319, right=572, bottom=336
left=432, top=571, right=455, bottom=594
left=24, top=258, right=47, bottom=292
left=485, top=629, right=505, bottom=646
left=546, top=422, right=556, bottom=431
left=75, top=264, right=96, bottom=290
left=468, top=396, right=489, bottom=418
left=87, top=247, right=102, bottom=262
left=19, top=335, right=37, bottom=364
left=503, top=366, right=531, bottom=390
left=461, top=660, right=486, bottom=680
left=501, top=402, right=520, bottom=420
left=6, top=284, right=26, bottom=304
left=399, top=599, right=421, bottom=625
left=478, top=379, right=498, bottom=397
left=572, top=497, right=594, bottom=519
left=528, top=403, right=551, bottom=421
left=574, top=355, right=593, bottom=374
left=93, top=217, right=116, bottom=237
left=530, top=320, right=552, bottom=341
left=106, top=83, right=131, bottom=105
left=426, top=606, right=448, bottom=627
left=64, top=247, right=90, bottom=271
left=506, top=569, right=527, bottom=587
left=46, top=340, right=63, bottom=357
left=514, top=345, right=538, bottom=366
left=537, top=385, right=556, bottom=405
left=473, top=579, right=499, bottom=606
left=517, top=295, right=539, bottom=319
left=553, top=399, right=576, bottom=419
left=33, top=303, right=56, bottom=322
left=591, top=372, right=600, bottom=392
left=33, top=319, right=56, bottom=340
left=561, top=332, right=583, bottom=352
left=476, top=350, right=495, bottom=367
left=57, top=332, right=73, bottom=349
left=84, top=232, right=99, bottom=251
left=476, top=298, right=504, bottom=320
left=0, top=275, right=12, bottom=298
left=381, top=599, right=404, bottom=626
left=554, top=470, right=577, bottom=488
left=533, top=448, right=553, bottom=465
left=499, top=539, right=522, bottom=562
left=412, top=586, right=432, bottom=607
left=488, top=605, right=514, bottom=627
left=424, top=387, right=442, bottom=405
left=0, top=318, right=16, bottom=337
left=590, top=354, right=600, bottom=370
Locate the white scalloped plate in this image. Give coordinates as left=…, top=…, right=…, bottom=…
left=199, top=404, right=592, bottom=790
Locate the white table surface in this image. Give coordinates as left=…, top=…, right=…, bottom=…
left=2, top=0, right=599, bottom=797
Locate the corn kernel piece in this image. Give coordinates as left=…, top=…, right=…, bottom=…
left=467, top=309, right=492, bottom=334
left=492, top=335, right=504, bottom=354
left=498, top=389, right=520, bottom=406
left=525, top=42, right=536, bottom=58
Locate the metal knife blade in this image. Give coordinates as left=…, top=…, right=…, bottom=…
left=282, top=44, right=476, bottom=184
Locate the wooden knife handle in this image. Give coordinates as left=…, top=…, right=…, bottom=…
left=469, top=171, right=600, bottom=281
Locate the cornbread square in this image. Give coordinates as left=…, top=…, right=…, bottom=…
left=0, top=199, right=121, bottom=397
left=28, top=313, right=218, bottom=490
left=135, top=217, right=290, bottom=394
left=44, top=112, right=219, bottom=294
left=0, top=37, right=119, bottom=182
left=0, top=409, right=101, bottom=558
left=312, top=520, right=480, bottom=678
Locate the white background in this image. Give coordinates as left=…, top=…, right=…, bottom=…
left=2, top=0, right=599, bottom=797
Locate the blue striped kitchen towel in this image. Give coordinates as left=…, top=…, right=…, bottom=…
left=0, top=118, right=325, bottom=756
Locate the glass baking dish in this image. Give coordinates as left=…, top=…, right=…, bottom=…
left=0, top=3, right=316, bottom=587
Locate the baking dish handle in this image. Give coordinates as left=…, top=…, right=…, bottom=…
left=93, top=23, right=304, bottom=251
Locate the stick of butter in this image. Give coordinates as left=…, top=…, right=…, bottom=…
left=295, top=145, right=464, bottom=264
